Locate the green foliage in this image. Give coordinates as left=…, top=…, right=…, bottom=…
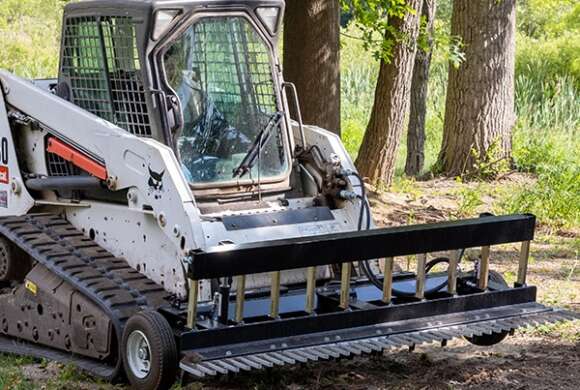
left=341, top=26, right=379, bottom=159
left=466, top=139, right=511, bottom=180
left=0, top=0, right=68, bottom=79
left=340, top=0, right=416, bottom=62
left=340, top=0, right=579, bottom=228
left=516, top=0, right=580, bottom=88
left=518, top=322, right=580, bottom=343
left=501, top=151, right=580, bottom=228
left=517, top=34, right=580, bottom=90
left=391, top=176, right=421, bottom=200
left=56, top=363, right=91, bottom=382
left=0, top=355, right=35, bottom=390
left=517, top=0, right=579, bottom=38
left=454, top=183, right=484, bottom=218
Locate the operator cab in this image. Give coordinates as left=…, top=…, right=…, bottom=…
left=56, top=0, right=291, bottom=198
left=162, top=13, right=288, bottom=188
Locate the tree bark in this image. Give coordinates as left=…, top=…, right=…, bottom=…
left=355, top=0, right=423, bottom=187
left=283, top=0, right=341, bottom=135
left=437, top=0, right=516, bottom=176
left=405, top=0, right=437, bottom=177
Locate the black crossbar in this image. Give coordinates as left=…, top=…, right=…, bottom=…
left=189, top=214, right=535, bottom=279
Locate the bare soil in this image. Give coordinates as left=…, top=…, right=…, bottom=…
left=3, top=174, right=579, bottom=390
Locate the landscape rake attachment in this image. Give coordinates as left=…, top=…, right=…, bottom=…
left=177, top=214, right=578, bottom=378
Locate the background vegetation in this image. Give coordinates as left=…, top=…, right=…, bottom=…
left=1, top=0, right=577, bottom=228
left=342, top=0, right=579, bottom=228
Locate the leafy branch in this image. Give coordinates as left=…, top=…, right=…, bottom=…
left=340, top=0, right=416, bottom=62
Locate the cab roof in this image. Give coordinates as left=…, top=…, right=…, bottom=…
left=66, top=0, right=285, bottom=12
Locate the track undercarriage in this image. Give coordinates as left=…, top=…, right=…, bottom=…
left=0, top=214, right=169, bottom=380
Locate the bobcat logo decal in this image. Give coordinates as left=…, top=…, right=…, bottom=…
left=148, top=166, right=165, bottom=192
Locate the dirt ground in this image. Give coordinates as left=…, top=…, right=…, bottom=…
left=1, top=174, right=578, bottom=389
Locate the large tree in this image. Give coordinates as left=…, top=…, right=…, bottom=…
left=354, top=0, right=424, bottom=186
left=436, top=0, right=516, bottom=176
left=283, top=0, right=341, bottom=135
left=405, top=0, right=437, bottom=177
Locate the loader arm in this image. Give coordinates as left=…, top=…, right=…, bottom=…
left=0, top=71, right=204, bottom=297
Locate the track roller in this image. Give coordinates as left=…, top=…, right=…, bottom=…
left=122, top=311, right=178, bottom=390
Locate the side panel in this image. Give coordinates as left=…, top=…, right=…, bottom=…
left=66, top=202, right=191, bottom=297
left=0, top=86, right=35, bottom=216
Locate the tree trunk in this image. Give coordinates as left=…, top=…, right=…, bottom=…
left=405, top=0, right=437, bottom=177
left=355, top=0, right=423, bottom=187
left=437, top=0, right=516, bottom=176
left=283, top=0, right=341, bottom=135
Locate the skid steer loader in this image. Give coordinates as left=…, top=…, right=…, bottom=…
left=0, top=0, right=576, bottom=388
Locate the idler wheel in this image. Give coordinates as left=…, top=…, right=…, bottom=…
left=0, top=236, right=31, bottom=281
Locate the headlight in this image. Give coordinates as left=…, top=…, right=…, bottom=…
left=256, top=7, right=281, bottom=34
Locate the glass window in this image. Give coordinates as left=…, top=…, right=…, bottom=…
left=164, top=16, right=287, bottom=184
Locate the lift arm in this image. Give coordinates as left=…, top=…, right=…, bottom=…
left=0, top=71, right=206, bottom=288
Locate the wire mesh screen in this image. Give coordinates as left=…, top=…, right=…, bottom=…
left=191, top=17, right=279, bottom=133
left=61, top=16, right=114, bottom=123
left=102, top=17, right=151, bottom=137
left=60, top=16, right=152, bottom=137
left=46, top=149, right=78, bottom=177
left=163, top=16, right=287, bottom=183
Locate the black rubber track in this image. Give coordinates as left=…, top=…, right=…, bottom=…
left=0, top=213, right=169, bottom=381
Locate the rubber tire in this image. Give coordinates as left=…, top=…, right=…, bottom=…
left=465, top=271, right=510, bottom=346
left=0, top=236, right=31, bottom=281
left=122, top=311, right=178, bottom=390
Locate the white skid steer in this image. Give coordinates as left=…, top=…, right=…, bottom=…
left=0, top=1, right=576, bottom=389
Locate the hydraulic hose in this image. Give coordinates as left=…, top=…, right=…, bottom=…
left=348, top=172, right=464, bottom=297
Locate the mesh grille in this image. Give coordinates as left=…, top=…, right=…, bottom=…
left=60, top=16, right=152, bottom=137
left=102, top=17, right=151, bottom=137
left=191, top=18, right=278, bottom=133
left=46, top=151, right=78, bottom=177
left=61, top=16, right=113, bottom=123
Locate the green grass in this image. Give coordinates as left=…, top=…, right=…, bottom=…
left=500, top=73, right=580, bottom=228
left=0, top=355, right=35, bottom=390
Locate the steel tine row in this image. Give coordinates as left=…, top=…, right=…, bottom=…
left=183, top=308, right=577, bottom=379
left=189, top=239, right=533, bottom=330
